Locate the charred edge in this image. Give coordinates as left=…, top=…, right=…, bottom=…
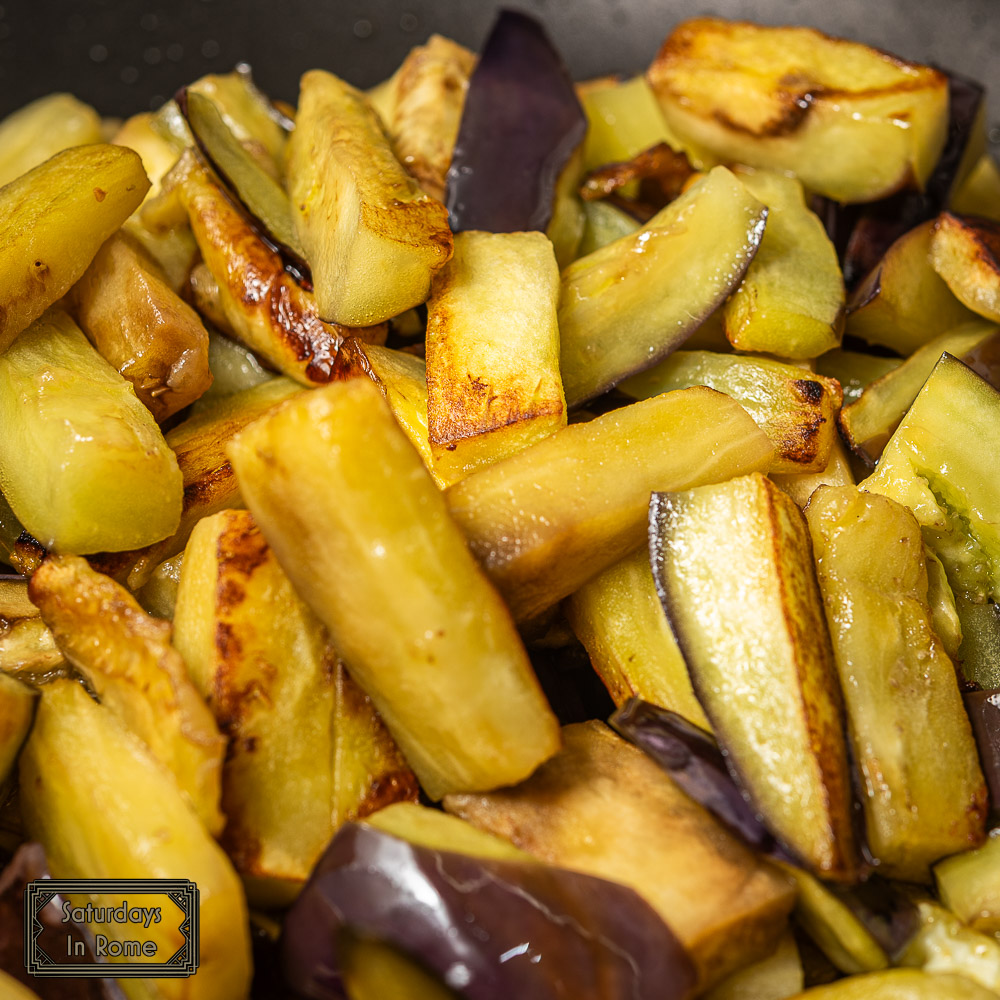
left=183, top=462, right=236, bottom=508
left=847, top=268, right=883, bottom=315
left=428, top=379, right=564, bottom=445
left=216, top=513, right=270, bottom=581
left=793, top=379, right=824, bottom=404
left=354, top=770, right=422, bottom=821
left=10, top=533, right=46, bottom=578
left=714, top=88, right=817, bottom=138
left=579, top=142, right=694, bottom=202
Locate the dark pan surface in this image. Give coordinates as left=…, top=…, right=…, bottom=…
left=0, top=0, right=998, bottom=149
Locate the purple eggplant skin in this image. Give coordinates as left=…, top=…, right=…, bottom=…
left=611, top=698, right=796, bottom=864
left=445, top=9, right=586, bottom=234
left=816, top=70, right=985, bottom=288
left=965, top=689, right=1000, bottom=815
left=282, top=822, right=697, bottom=1000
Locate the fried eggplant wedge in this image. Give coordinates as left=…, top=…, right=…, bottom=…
left=860, top=353, right=1000, bottom=606
left=373, top=34, right=475, bottom=201
left=446, top=386, right=774, bottom=622
left=0, top=310, right=182, bottom=554
left=930, top=212, right=1000, bottom=322
left=425, top=230, right=565, bottom=484
left=620, top=351, right=843, bottom=474
left=846, top=221, right=979, bottom=354
left=445, top=721, right=795, bottom=989
left=772, top=438, right=855, bottom=510
left=227, top=377, right=560, bottom=801
left=72, top=230, right=212, bottom=421
left=564, top=548, right=710, bottom=729
left=173, top=509, right=416, bottom=906
left=19, top=678, right=251, bottom=1000
left=647, top=19, right=949, bottom=204
left=0, top=143, right=149, bottom=352
left=29, top=554, right=225, bottom=834
left=650, top=473, right=859, bottom=881
left=722, top=168, right=844, bottom=359
left=805, top=486, right=987, bottom=880
left=935, top=832, right=1000, bottom=936
left=287, top=70, right=453, bottom=326
left=0, top=672, right=36, bottom=785
left=558, top=165, right=767, bottom=407
left=175, top=151, right=382, bottom=385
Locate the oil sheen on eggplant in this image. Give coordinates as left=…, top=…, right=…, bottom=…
left=445, top=10, right=586, bottom=233
left=281, top=822, right=697, bottom=1000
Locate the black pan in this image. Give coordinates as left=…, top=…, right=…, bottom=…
left=0, top=0, right=997, bottom=150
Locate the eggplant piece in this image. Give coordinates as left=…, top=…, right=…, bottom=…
left=647, top=20, right=949, bottom=204
left=703, top=933, right=802, bottom=1000
left=577, top=198, right=640, bottom=256
left=227, top=377, right=559, bottom=801
left=135, top=552, right=184, bottom=620
left=564, top=548, right=710, bottom=728
left=178, top=88, right=307, bottom=263
left=29, top=554, right=226, bottom=835
left=283, top=809, right=698, bottom=1000
left=722, top=169, right=845, bottom=360
left=374, top=35, right=476, bottom=203
left=89, top=377, right=304, bottom=591
left=196, top=327, right=274, bottom=406
left=787, top=970, right=997, bottom=999
left=771, top=439, right=855, bottom=511
left=445, top=721, right=794, bottom=989
left=898, top=896, right=1000, bottom=994
left=72, top=229, right=213, bottom=422
left=840, top=323, right=999, bottom=465
left=859, top=353, right=1000, bottom=606
left=620, top=351, right=843, bottom=474
left=935, top=830, right=1000, bottom=935
left=445, top=10, right=585, bottom=234
left=952, top=155, right=1000, bottom=221
left=112, top=111, right=181, bottom=201
left=649, top=473, right=859, bottom=881
left=340, top=939, right=458, bottom=1000
left=558, top=165, right=767, bottom=407
left=287, top=69, right=453, bottom=326
left=846, top=221, right=978, bottom=355
left=0, top=144, right=149, bottom=353
left=805, top=486, right=987, bottom=879
left=611, top=698, right=789, bottom=859
left=0, top=92, right=102, bottom=187
left=579, top=141, right=694, bottom=217
left=445, top=386, right=774, bottom=623
left=19, top=678, right=252, bottom=1000
left=425, top=230, right=565, bottom=485
left=814, top=350, right=902, bottom=407
left=956, top=597, right=1000, bottom=689
left=173, top=509, right=416, bottom=906
left=0, top=616, right=64, bottom=683
left=964, top=691, right=1000, bottom=811
left=0, top=310, right=182, bottom=555
left=930, top=212, right=1000, bottom=322
left=0, top=673, right=35, bottom=785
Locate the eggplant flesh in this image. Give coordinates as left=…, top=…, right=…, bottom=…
left=281, top=821, right=697, bottom=1000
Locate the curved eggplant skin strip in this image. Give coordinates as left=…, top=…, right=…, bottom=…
left=445, top=10, right=586, bottom=234
left=282, top=822, right=697, bottom=1000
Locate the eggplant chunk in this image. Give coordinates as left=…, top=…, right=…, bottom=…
left=0, top=92, right=102, bottom=187
left=0, top=617, right=63, bottom=681
left=0, top=310, right=182, bottom=554
left=847, top=221, right=978, bottom=354
left=29, top=554, right=225, bottom=834
left=840, top=322, right=999, bottom=465
left=227, top=377, right=559, bottom=801
left=90, top=377, right=303, bottom=592
left=19, top=679, right=251, bottom=1000
left=445, top=721, right=795, bottom=989
left=786, top=970, right=997, bottom=999
left=558, top=165, right=767, bottom=407
left=772, top=438, right=855, bottom=510
left=620, top=351, right=843, bottom=474
left=805, top=486, right=986, bottom=879
left=564, top=548, right=710, bottom=729
left=647, top=19, right=948, bottom=204
left=112, top=111, right=180, bottom=199
left=178, top=152, right=382, bottom=385
left=0, top=143, right=149, bottom=352
left=173, top=509, right=416, bottom=906
left=935, top=833, right=1000, bottom=936
left=0, top=673, right=36, bottom=785
left=376, top=35, right=475, bottom=202
left=815, top=350, right=902, bottom=407
left=930, top=212, right=1000, bottom=322
left=287, top=70, right=453, bottom=326
left=860, top=353, right=1000, bottom=605
left=704, top=933, right=802, bottom=1000
left=951, top=155, right=1000, bottom=222
left=722, top=169, right=844, bottom=360
left=446, top=386, right=774, bottom=622
left=72, top=230, right=212, bottom=421
left=425, top=230, right=565, bottom=484
left=650, top=473, right=859, bottom=881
